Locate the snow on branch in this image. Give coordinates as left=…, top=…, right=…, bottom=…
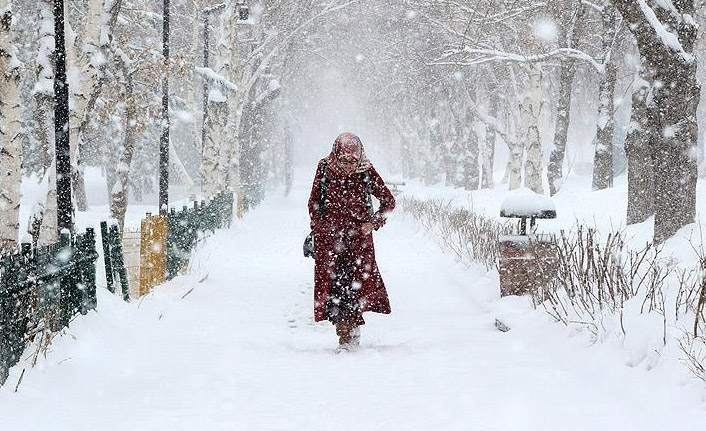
left=195, top=67, right=238, bottom=92
left=414, top=0, right=547, bottom=26
left=581, top=0, right=604, bottom=12
left=435, top=47, right=604, bottom=73
left=653, top=0, right=679, bottom=16
left=253, top=79, right=281, bottom=107
left=241, top=0, right=360, bottom=99
left=474, top=107, right=511, bottom=144
left=637, top=0, right=694, bottom=62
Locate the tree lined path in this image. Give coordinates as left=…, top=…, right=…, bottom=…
left=1, top=177, right=705, bottom=430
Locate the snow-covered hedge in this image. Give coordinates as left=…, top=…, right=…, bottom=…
left=402, top=196, right=706, bottom=380
left=400, top=197, right=513, bottom=271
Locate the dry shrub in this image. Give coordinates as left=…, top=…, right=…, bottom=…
left=401, top=196, right=706, bottom=377
left=400, top=197, right=512, bottom=270
left=679, top=251, right=706, bottom=380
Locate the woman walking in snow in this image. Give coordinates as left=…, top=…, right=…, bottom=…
left=308, top=132, right=396, bottom=351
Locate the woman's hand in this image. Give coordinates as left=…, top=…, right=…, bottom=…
left=361, top=222, right=374, bottom=235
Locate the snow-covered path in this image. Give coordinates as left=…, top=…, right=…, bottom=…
left=1, top=181, right=706, bottom=430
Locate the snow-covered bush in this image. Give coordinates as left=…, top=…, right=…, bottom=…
left=679, top=255, right=706, bottom=380
left=400, top=197, right=513, bottom=271
left=402, top=196, right=706, bottom=378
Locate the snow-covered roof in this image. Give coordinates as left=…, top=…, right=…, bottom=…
left=500, top=187, right=556, bottom=219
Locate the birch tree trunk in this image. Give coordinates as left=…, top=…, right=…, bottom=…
left=522, top=67, right=544, bottom=194
left=592, top=3, right=618, bottom=190
left=201, top=92, right=228, bottom=198
left=502, top=65, right=524, bottom=189
left=34, top=1, right=58, bottom=246
left=0, top=4, right=22, bottom=252
left=505, top=98, right=523, bottom=190
left=72, top=0, right=124, bottom=210
left=64, top=7, right=84, bottom=210
left=32, top=1, right=54, bottom=174
left=38, top=161, right=58, bottom=246
left=207, top=4, right=243, bottom=197
left=220, top=4, right=244, bottom=194
left=64, top=0, right=102, bottom=211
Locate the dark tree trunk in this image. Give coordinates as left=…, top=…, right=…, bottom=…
left=481, top=93, right=496, bottom=189
left=547, top=1, right=585, bottom=196
left=461, top=105, right=480, bottom=191
left=592, top=4, right=618, bottom=191
left=53, top=0, right=73, bottom=233
left=548, top=61, right=577, bottom=195
left=625, top=78, right=654, bottom=225
left=159, top=0, right=170, bottom=214
left=612, top=0, right=700, bottom=244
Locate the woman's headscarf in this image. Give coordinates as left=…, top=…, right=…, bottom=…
left=324, top=132, right=373, bottom=175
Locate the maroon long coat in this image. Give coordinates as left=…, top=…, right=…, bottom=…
left=308, top=159, right=396, bottom=323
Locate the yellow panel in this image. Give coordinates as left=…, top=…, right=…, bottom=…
left=139, top=215, right=168, bottom=296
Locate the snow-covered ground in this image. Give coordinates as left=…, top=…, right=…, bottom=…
left=1, top=168, right=705, bottom=430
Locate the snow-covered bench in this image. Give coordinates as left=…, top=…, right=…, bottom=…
left=498, top=188, right=558, bottom=297
left=385, top=181, right=406, bottom=196
left=499, top=187, right=556, bottom=235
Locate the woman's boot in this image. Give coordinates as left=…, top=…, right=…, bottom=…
left=336, top=321, right=353, bottom=346
left=350, top=326, right=360, bottom=347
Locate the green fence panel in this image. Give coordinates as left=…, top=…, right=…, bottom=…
left=100, top=221, right=115, bottom=294
left=164, top=191, right=234, bottom=281
left=108, top=225, right=130, bottom=302
left=0, top=228, right=99, bottom=387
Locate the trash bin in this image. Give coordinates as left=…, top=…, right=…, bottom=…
left=498, top=188, right=559, bottom=297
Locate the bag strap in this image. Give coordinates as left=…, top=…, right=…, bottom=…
left=319, top=164, right=373, bottom=217
left=319, top=162, right=329, bottom=216
left=363, top=171, right=374, bottom=216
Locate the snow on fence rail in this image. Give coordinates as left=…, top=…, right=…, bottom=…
left=0, top=229, right=99, bottom=386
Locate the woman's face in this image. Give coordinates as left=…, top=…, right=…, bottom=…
left=338, top=154, right=360, bottom=173
left=336, top=144, right=361, bottom=173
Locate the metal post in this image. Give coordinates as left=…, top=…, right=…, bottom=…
left=159, top=0, right=170, bottom=214
left=99, top=221, right=115, bottom=293
left=201, top=11, right=210, bottom=158
left=54, top=0, right=73, bottom=233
